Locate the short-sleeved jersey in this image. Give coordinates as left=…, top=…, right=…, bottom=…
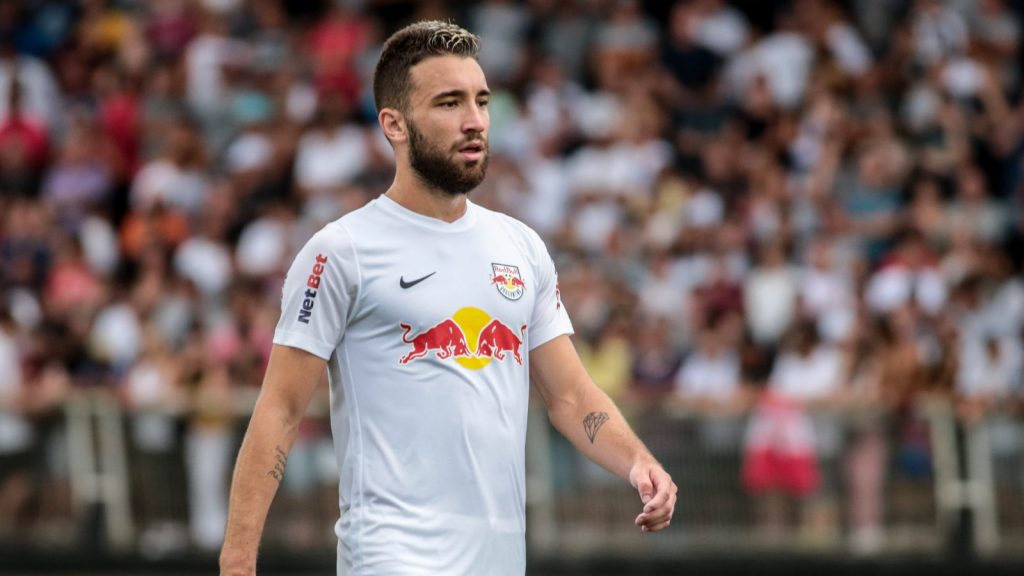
left=273, top=195, right=573, bottom=576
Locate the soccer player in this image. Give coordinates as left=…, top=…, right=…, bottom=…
left=219, top=20, right=676, bottom=576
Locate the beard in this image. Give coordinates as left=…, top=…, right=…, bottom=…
left=407, top=120, right=488, bottom=196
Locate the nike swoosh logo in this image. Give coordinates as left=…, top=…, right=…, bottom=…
left=400, top=272, right=436, bottom=289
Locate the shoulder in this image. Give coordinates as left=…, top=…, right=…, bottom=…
left=314, top=200, right=384, bottom=245
left=297, top=216, right=360, bottom=269
left=473, top=202, right=547, bottom=249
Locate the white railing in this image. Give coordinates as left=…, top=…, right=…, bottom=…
left=3, top=392, right=1021, bottom=559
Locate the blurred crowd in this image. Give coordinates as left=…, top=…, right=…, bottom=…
left=2, top=0, right=1024, bottom=557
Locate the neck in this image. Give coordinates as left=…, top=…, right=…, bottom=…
left=384, top=167, right=468, bottom=223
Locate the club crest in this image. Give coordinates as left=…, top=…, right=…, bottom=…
left=490, top=263, right=525, bottom=300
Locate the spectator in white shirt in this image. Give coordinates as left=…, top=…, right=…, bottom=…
left=955, top=334, right=1023, bottom=423
left=673, top=317, right=748, bottom=454
left=865, top=231, right=947, bottom=316
left=910, top=0, right=968, bottom=67
left=293, top=93, right=370, bottom=200
left=799, top=236, right=856, bottom=343
left=769, top=323, right=846, bottom=405
left=692, top=0, right=750, bottom=58
left=674, top=321, right=744, bottom=411
left=0, top=39, right=61, bottom=131
left=130, top=115, right=210, bottom=216
left=744, top=239, right=798, bottom=346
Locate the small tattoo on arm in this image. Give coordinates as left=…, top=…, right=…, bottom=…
left=267, top=446, right=287, bottom=483
left=583, top=412, right=609, bottom=444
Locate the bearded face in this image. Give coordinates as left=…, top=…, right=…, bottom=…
left=406, top=117, right=488, bottom=196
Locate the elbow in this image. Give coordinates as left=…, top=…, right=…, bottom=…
left=545, top=384, right=589, bottom=427
left=255, top=393, right=305, bottom=436
left=545, top=399, right=571, bottom=427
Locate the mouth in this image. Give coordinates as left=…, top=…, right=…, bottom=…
left=457, top=142, right=486, bottom=162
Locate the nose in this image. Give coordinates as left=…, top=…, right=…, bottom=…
left=462, top=102, right=487, bottom=135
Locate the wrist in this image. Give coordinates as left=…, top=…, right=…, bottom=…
left=219, top=564, right=255, bottom=576
left=630, top=452, right=658, bottom=470
left=627, top=452, right=658, bottom=483
left=219, top=550, right=256, bottom=576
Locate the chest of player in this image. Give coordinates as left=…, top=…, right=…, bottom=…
left=351, top=233, right=535, bottom=367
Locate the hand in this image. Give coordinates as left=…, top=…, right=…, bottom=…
left=629, top=458, right=677, bottom=532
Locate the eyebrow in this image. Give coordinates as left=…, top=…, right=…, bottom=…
left=432, top=89, right=491, bottom=101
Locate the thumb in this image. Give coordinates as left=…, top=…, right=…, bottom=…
left=636, top=475, right=654, bottom=504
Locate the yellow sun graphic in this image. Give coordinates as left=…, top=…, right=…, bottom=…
left=452, top=306, right=492, bottom=370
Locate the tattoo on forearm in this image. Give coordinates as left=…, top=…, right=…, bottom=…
left=267, top=446, right=287, bottom=483
left=583, top=412, right=610, bottom=444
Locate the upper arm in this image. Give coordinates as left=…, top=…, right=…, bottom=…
left=257, top=344, right=328, bottom=429
left=530, top=334, right=591, bottom=414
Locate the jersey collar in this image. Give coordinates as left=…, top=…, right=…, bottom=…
left=375, top=194, right=478, bottom=233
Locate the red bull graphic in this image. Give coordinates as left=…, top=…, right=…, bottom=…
left=476, top=319, right=527, bottom=365
left=398, top=307, right=526, bottom=370
left=490, top=263, right=525, bottom=301
left=398, top=319, right=471, bottom=364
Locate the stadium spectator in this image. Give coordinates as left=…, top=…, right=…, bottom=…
left=0, top=310, right=33, bottom=539
left=130, top=113, right=209, bottom=216
left=120, top=332, right=188, bottom=552
left=674, top=318, right=745, bottom=411
left=294, top=93, right=371, bottom=199
left=744, top=239, right=799, bottom=346
left=743, top=322, right=847, bottom=542
left=0, top=33, right=61, bottom=133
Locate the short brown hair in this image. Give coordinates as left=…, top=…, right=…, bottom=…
left=373, top=20, right=480, bottom=114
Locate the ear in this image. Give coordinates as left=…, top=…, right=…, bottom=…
left=378, top=108, right=407, bottom=144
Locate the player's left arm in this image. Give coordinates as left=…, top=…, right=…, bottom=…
left=530, top=334, right=677, bottom=532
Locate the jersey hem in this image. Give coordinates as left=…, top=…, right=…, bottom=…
left=272, top=330, right=334, bottom=360
left=527, top=325, right=574, bottom=352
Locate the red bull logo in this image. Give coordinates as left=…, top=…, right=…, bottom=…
left=398, top=307, right=526, bottom=370
left=491, top=263, right=525, bottom=301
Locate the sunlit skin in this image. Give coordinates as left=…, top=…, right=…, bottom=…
left=378, top=55, right=491, bottom=222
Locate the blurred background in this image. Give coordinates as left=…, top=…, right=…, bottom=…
left=1, top=0, right=1024, bottom=574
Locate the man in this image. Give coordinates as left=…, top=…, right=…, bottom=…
left=219, top=20, right=676, bottom=576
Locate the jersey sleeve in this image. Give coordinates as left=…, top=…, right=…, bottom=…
left=273, top=223, right=359, bottom=360
left=527, top=230, right=573, bottom=350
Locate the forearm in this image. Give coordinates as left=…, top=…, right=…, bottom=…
left=547, top=384, right=656, bottom=480
left=219, top=400, right=300, bottom=575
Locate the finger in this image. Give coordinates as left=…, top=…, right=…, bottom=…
left=645, top=481, right=678, bottom=515
left=642, top=473, right=672, bottom=513
left=638, top=506, right=671, bottom=524
left=635, top=505, right=673, bottom=525
left=636, top=509, right=672, bottom=527
left=643, top=519, right=672, bottom=533
left=636, top=488, right=677, bottom=526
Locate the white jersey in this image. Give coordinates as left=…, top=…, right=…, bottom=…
left=273, top=195, right=573, bottom=575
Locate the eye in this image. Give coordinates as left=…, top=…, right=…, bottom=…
left=439, top=100, right=458, bottom=109
left=477, top=99, right=489, bottom=109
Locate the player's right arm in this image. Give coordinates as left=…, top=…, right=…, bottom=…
left=221, top=223, right=355, bottom=574
left=219, top=344, right=326, bottom=576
